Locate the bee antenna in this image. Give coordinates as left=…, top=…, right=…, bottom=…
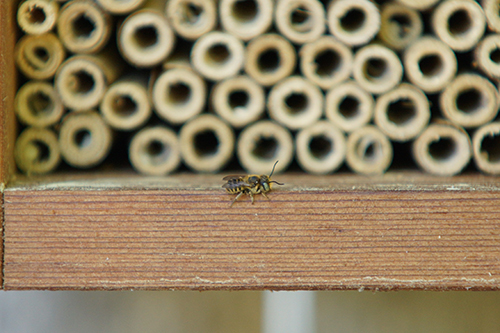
left=269, top=160, right=279, bottom=177
left=271, top=181, right=284, bottom=186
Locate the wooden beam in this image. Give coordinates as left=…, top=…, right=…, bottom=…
left=3, top=173, right=500, bottom=290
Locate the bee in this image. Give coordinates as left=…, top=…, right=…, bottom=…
left=222, top=161, right=284, bottom=207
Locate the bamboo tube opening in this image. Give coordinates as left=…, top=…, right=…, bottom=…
left=432, top=0, right=485, bottom=52
left=96, top=0, right=146, bottom=15
left=327, top=0, right=380, bottom=47
left=220, top=0, right=273, bottom=40
left=212, top=76, right=265, bottom=128
left=300, top=36, right=352, bottom=89
left=275, top=0, right=325, bottom=44
left=69, top=71, right=95, bottom=94
left=473, top=123, right=500, bottom=174
left=118, top=10, right=175, bottom=67
left=413, top=123, right=471, bottom=175
left=268, top=76, right=323, bottom=130
left=129, top=127, right=180, bottom=175
left=152, top=68, right=206, bottom=124
left=245, top=34, right=296, bottom=86
left=179, top=115, right=234, bottom=172
left=237, top=121, right=293, bottom=174
left=191, top=32, right=244, bottom=81
left=15, top=81, right=64, bottom=127
left=482, top=0, right=500, bottom=33
left=325, top=81, right=373, bottom=132
left=296, top=121, right=346, bottom=174
left=57, top=1, right=111, bottom=54
left=101, top=78, right=151, bottom=130
left=346, top=125, right=393, bottom=175
left=14, top=127, right=61, bottom=174
left=404, top=37, right=457, bottom=93
left=353, top=45, right=402, bottom=94
left=395, top=0, right=439, bottom=10
left=475, top=34, right=500, bottom=79
left=379, top=3, right=422, bottom=50
left=374, top=84, right=430, bottom=142
left=17, top=0, right=58, bottom=35
left=15, top=33, right=66, bottom=80
left=166, top=0, right=217, bottom=40
left=59, top=112, right=112, bottom=168
left=440, top=74, right=498, bottom=128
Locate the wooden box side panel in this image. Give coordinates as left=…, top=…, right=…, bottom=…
left=3, top=188, right=500, bottom=290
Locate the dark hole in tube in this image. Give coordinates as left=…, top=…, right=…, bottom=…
left=309, top=135, right=332, bottom=159
left=28, top=6, right=46, bottom=24
left=314, top=49, right=341, bottom=77
left=448, top=9, right=471, bottom=36
left=490, top=48, right=500, bottom=64
left=207, top=43, right=230, bottom=65
left=32, top=140, right=50, bottom=163
left=285, top=93, right=308, bottom=115
left=169, top=83, right=191, bottom=105
left=134, top=26, right=158, bottom=48
left=428, top=137, right=456, bottom=161
left=258, top=48, right=280, bottom=73
left=112, top=95, right=137, bottom=117
left=232, top=0, right=258, bottom=22
left=340, top=8, right=365, bottom=32
left=28, top=91, right=52, bottom=116
left=364, top=58, right=387, bottom=80
left=252, top=136, right=278, bottom=159
left=74, top=129, right=92, bottom=149
left=184, top=3, right=203, bottom=24
left=389, top=13, right=412, bottom=39
left=34, top=47, right=49, bottom=63
left=456, top=88, right=482, bottom=114
left=194, top=130, right=219, bottom=156
left=229, top=90, right=249, bottom=109
left=69, top=71, right=95, bottom=94
left=387, top=98, right=416, bottom=125
left=339, top=96, right=360, bottom=119
left=480, top=132, right=500, bottom=163
left=72, top=14, right=96, bottom=38
left=418, top=54, right=443, bottom=77
left=146, top=140, right=170, bottom=165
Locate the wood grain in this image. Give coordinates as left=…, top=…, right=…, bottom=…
left=4, top=173, right=500, bottom=290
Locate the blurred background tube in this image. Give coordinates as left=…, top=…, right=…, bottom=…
left=275, top=0, right=325, bottom=44
left=219, top=0, right=273, bottom=41
left=17, top=0, right=59, bottom=35
left=472, top=122, right=500, bottom=175
left=378, top=2, right=423, bottom=50
left=166, top=0, right=217, bottom=40
left=96, top=0, right=146, bottom=15
left=14, top=127, right=61, bottom=175
left=15, top=81, right=64, bottom=128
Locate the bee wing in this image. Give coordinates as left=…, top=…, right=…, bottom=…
left=222, top=175, right=245, bottom=181
left=222, top=177, right=251, bottom=189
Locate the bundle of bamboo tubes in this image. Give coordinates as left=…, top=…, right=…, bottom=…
left=12, top=0, right=500, bottom=176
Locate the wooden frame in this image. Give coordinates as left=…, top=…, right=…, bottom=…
left=1, top=2, right=500, bottom=291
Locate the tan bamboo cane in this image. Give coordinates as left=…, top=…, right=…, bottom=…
left=395, top=0, right=439, bottom=10
left=482, top=0, right=500, bottom=33
left=237, top=120, right=293, bottom=174
left=378, top=3, right=423, bottom=50
left=472, top=122, right=500, bottom=175
left=57, top=0, right=112, bottom=54
left=17, top=0, right=59, bottom=35
left=244, top=33, right=296, bottom=87
left=14, top=127, right=61, bottom=175
left=275, top=0, right=325, bottom=44
left=15, top=81, right=64, bottom=127
left=129, top=126, right=181, bottom=175
left=346, top=125, right=393, bottom=175
left=212, top=75, right=265, bottom=128
left=179, top=115, right=234, bottom=172
left=325, top=80, right=373, bottom=133
left=413, top=122, right=472, bottom=176
left=440, top=74, right=498, bottom=129
left=219, top=0, right=273, bottom=41
left=432, top=0, right=485, bottom=52
left=15, top=32, right=65, bottom=80
left=96, top=0, right=146, bottom=15
left=327, top=0, right=380, bottom=47
left=268, top=76, right=323, bottom=130
left=296, top=121, right=346, bottom=174
left=59, top=111, right=113, bottom=168
left=166, top=0, right=217, bottom=40
left=474, top=34, right=500, bottom=79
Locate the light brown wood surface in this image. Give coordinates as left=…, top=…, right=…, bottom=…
left=3, top=173, right=500, bottom=290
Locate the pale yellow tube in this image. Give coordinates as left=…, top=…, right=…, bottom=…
left=220, top=0, right=273, bottom=41
left=17, top=0, right=59, bottom=35
left=166, top=0, right=217, bottom=40
left=275, top=0, right=325, bottom=44
left=474, top=34, right=500, bottom=79
left=15, top=81, right=64, bottom=127
left=378, top=3, right=423, bottom=50
left=15, top=127, right=61, bottom=175
left=96, top=0, right=146, bottom=14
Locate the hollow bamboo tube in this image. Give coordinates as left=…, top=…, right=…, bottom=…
left=378, top=3, right=423, bottom=50
left=403, top=37, right=457, bottom=94
left=275, top=0, right=325, bottom=44
left=325, top=81, right=373, bottom=133
left=220, top=0, right=273, bottom=41
left=129, top=126, right=181, bottom=175
left=179, top=114, right=234, bottom=172
left=244, top=34, right=296, bottom=87
left=474, top=34, right=500, bottom=79
left=57, top=0, right=112, bottom=54
left=374, top=83, right=430, bottom=142
left=15, top=81, right=64, bottom=127
left=17, top=0, right=59, bottom=35
left=395, top=0, right=439, bottom=10
left=166, top=0, right=217, bottom=40
left=190, top=31, right=245, bottom=81
left=413, top=122, right=472, bottom=176
left=55, top=50, right=123, bottom=111
left=431, top=0, right=485, bottom=52
left=296, top=121, right=346, bottom=174
left=327, top=0, right=381, bottom=47
left=100, top=73, right=152, bottom=131
left=152, top=67, right=206, bottom=124
left=346, top=125, right=393, bottom=175
left=482, top=0, right=500, bottom=33
left=299, top=36, right=353, bottom=90
left=212, top=75, right=265, bottom=128
left=59, top=111, right=113, bottom=168
left=15, top=32, right=65, bottom=80
left=118, top=2, right=176, bottom=68
left=268, top=76, right=323, bottom=130
left=440, top=74, right=498, bottom=129
left=96, top=0, right=146, bottom=15
left=472, top=122, right=500, bottom=174
left=14, top=127, right=61, bottom=175
left=352, top=44, right=402, bottom=95
left=237, top=120, right=293, bottom=174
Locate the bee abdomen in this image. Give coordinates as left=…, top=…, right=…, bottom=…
left=226, top=186, right=243, bottom=193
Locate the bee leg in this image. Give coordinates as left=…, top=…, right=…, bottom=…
left=230, top=192, right=244, bottom=207
left=262, top=192, right=270, bottom=201
left=250, top=192, right=255, bottom=204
